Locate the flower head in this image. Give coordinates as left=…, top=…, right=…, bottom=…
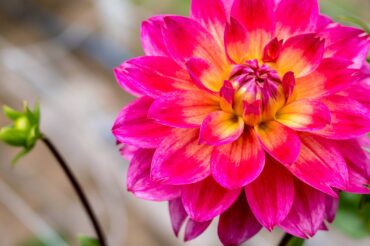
left=112, top=0, right=370, bottom=244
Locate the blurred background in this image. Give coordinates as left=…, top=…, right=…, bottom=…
left=0, top=0, right=369, bottom=245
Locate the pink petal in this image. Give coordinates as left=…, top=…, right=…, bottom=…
left=190, top=0, right=227, bottom=48
left=295, top=58, right=359, bottom=100
left=324, top=195, right=338, bottom=223
left=221, top=0, right=233, bottom=16
left=276, top=100, right=331, bottom=131
left=263, top=37, right=283, bottom=63
left=279, top=179, right=326, bottom=238
left=151, top=129, right=213, bottom=185
left=211, top=129, right=265, bottom=189
left=277, top=34, right=324, bottom=78
left=186, top=57, right=227, bottom=92
left=182, top=177, right=241, bottom=222
left=315, top=15, right=333, bottom=32
left=148, top=91, right=219, bottom=128
left=112, top=97, right=172, bottom=148
left=116, top=56, right=197, bottom=98
left=141, top=16, right=169, bottom=56
left=255, top=121, right=301, bottom=165
left=184, top=219, right=212, bottom=241
left=275, top=0, right=319, bottom=39
left=219, top=80, right=235, bottom=113
left=315, top=95, right=370, bottom=139
left=162, top=16, right=227, bottom=69
left=281, top=71, right=295, bottom=100
left=218, top=194, right=262, bottom=246
left=224, top=17, right=250, bottom=63
left=127, top=149, right=181, bottom=201
left=169, top=198, right=188, bottom=237
left=286, top=134, right=348, bottom=197
left=231, top=0, right=275, bottom=59
left=245, top=158, right=295, bottom=230
left=320, top=25, right=370, bottom=69
left=199, top=111, right=244, bottom=146
left=339, top=71, right=370, bottom=109
left=345, top=167, right=370, bottom=194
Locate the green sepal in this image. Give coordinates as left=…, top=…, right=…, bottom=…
left=3, top=105, right=22, bottom=120
left=78, top=235, right=100, bottom=246
left=0, top=127, right=28, bottom=146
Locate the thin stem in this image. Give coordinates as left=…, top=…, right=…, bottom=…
left=278, top=233, right=294, bottom=246
left=41, top=135, right=107, bottom=246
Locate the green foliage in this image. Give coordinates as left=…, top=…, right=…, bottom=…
left=286, top=237, right=305, bottom=246
left=78, top=236, right=100, bottom=246
left=0, top=101, right=41, bottom=165
left=334, top=193, right=370, bottom=238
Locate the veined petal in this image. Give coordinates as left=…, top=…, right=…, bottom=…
left=315, top=95, right=370, bottom=139
left=224, top=17, right=250, bottom=63
left=279, top=179, right=326, bottom=238
left=295, top=58, right=359, bottom=100
left=127, top=149, right=181, bottom=201
left=151, top=129, right=213, bottom=185
left=276, top=100, right=331, bottom=131
left=186, top=57, right=229, bottom=92
left=245, top=158, right=295, bottom=230
left=231, top=0, right=275, bottom=59
left=211, top=129, right=265, bottom=189
left=191, top=0, right=227, bottom=48
left=199, top=111, right=244, bottom=146
left=344, top=166, right=370, bottom=194
left=169, top=198, right=187, bottom=237
left=218, top=194, right=262, bottom=246
left=281, top=71, right=295, bottom=101
left=255, top=121, right=301, bottom=165
left=112, top=97, right=172, bottom=148
left=339, top=71, right=370, bottom=109
left=320, top=25, right=370, bottom=68
left=324, top=195, right=338, bottom=223
left=116, top=56, right=197, bottom=98
left=277, top=34, right=324, bottom=78
left=141, top=16, right=169, bottom=56
left=221, top=0, right=233, bottom=16
left=275, top=0, right=319, bottom=39
left=182, top=176, right=241, bottom=222
left=184, top=219, right=212, bottom=241
left=149, top=91, right=220, bottom=128
left=286, top=134, right=348, bottom=197
left=162, top=16, right=227, bottom=69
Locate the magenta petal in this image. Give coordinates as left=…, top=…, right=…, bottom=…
left=211, top=129, right=265, bottom=189
left=282, top=71, right=295, bottom=100
left=141, top=16, right=169, bottom=56
left=151, top=129, right=213, bottom=185
left=127, top=149, right=181, bottom=201
left=275, top=0, right=319, bottom=39
left=324, top=195, right=338, bottom=223
left=245, top=158, right=295, bottom=230
left=277, top=33, right=325, bottom=77
left=279, top=180, right=326, bottom=238
left=184, top=219, right=212, bottom=241
left=295, top=58, right=359, bottom=100
left=112, top=97, right=172, bottom=148
left=321, top=25, right=370, bottom=69
left=162, top=16, right=227, bottom=68
left=182, top=177, right=241, bottom=222
left=224, top=17, right=250, bottom=63
left=116, top=56, right=196, bottom=98
left=316, top=95, right=370, bottom=139
left=199, top=111, right=244, bottom=146
left=218, top=194, right=262, bottom=246
left=190, top=0, right=227, bottom=47
left=169, top=198, right=188, bottom=237
left=149, top=91, right=219, bottom=128
left=287, top=134, right=348, bottom=197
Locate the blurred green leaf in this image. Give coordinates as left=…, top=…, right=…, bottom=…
left=339, top=16, right=370, bottom=33
left=3, top=105, right=22, bottom=120
left=287, top=237, right=305, bottom=246
left=78, top=236, right=100, bottom=246
left=0, top=127, right=28, bottom=146
left=334, top=193, right=370, bottom=238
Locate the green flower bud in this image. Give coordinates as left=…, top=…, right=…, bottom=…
left=0, top=101, right=41, bottom=165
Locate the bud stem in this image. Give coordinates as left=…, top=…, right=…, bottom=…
left=278, top=233, right=294, bottom=246
left=41, top=135, right=107, bottom=246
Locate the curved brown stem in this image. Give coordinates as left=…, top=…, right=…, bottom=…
left=41, top=135, right=107, bottom=246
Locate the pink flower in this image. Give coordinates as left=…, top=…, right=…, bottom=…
left=112, top=0, right=370, bottom=244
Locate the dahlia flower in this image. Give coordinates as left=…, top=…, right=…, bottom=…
left=112, top=0, right=370, bottom=244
